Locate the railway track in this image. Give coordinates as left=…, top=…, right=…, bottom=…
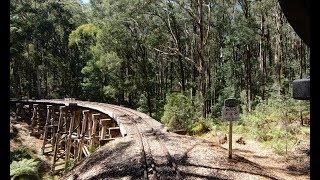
left=103, top=104, right=150, bottom=179
left=108, top=104, right=181, bottom=179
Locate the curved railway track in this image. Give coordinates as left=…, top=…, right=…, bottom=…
left=108, top=104, right=181, bottom=179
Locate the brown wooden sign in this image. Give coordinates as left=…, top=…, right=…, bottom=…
left=222, top=99, right=239, bottom=121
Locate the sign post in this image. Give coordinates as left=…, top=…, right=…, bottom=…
left=222, top=98, right=239, bottom=159
left=229, top=120, right=233, bottom=158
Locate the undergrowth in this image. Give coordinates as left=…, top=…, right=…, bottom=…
left=10, top=146, right=33, bottom=163
left=228, top=95, right=309, bottom=155
left=64, top=159, right=76, bottom=173
left=10, top=158, right=40, bottom=180
left=10, top=146, right=56, bottom=179
left=161, top=92, right=309, bottom=155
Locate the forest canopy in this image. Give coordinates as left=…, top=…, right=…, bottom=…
left=10, top=0, right=310, bottom=121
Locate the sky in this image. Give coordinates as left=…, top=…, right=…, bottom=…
left=81, top=0, right=90, bottom=4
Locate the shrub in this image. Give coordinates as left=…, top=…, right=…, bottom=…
left=238, top=94, right=309, bottom=155
left=190, top=119, right=210, bottom=135
left=10, top=158, right=40, bottom=180
left=161, top=93, right=195, bottom=131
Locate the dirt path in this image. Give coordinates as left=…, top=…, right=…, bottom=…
left=200, top=132, right=310, bottom=180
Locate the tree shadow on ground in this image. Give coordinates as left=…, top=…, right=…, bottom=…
left=286, top=151, right=310, bottom=176
left=166, top=133, right=284, bottom=180
left=180, top=163, right=280, bottom=180
left=178, top=152, right=281, bottom=180
left=224, top=143, right=310, bottom=177
left=68, top=138, right=146, bottom=179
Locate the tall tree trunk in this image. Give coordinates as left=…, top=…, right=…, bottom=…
left=44, top=68, right=48, bottom=99
left=178, top=55, right=185, bottom=92
left=299, top=39, right=306, bottom=78
left=170, top=62, right=173, bottom=91
left=36, top=66, right=42, bottom=99
left=171, top=14, right=186, bottom=92
left=165, top=65, right=168, bottom=91
left=242, top=0, right=252, bottom=112
left=275, top=5, right=283, bottom=95
left=266, top=25, right=272, bottom=75
left=191, top=7, right=198, bottom=99
left=159, top=54, right=164, bottom=97
left=12, top=59, right=22, bottom=98
left=259, top=14, right=266, bottom=100
left=207, top=63, right=212, bottom=115
left=198, top=0, right=207, bottom=117
left=299, top=39, right=306, bottom=126
left=245, top=45, right=252, bottom=112
left=192, top=60, right=197, bottom=97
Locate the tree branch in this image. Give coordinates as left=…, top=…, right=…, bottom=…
left=166, top=13, right=178, bottom=46
left=175, top=0, right=201, bottom=26
left=154, top=47, right=196, bottom=66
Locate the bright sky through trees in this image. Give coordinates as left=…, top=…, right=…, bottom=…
left=81, top=0, right=89, bottom=4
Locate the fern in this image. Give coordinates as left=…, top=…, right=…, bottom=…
left=64, top=159, right=76, bottom=173
left=10, top=146, right=32, bottom=162
left=10, top=159, right=40, bottom=180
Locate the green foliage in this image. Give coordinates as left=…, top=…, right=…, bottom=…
left=190, top=119, right=211, bottom=135
left=235, top=95, right=309, bottom=154
left=103, top=85, right=117, bottom=99
left=68, top=23, right=99, bottom=47
left=300, top=126, right=310, bottom=135
left=95, top=51, right=122, bottom=72
left=10, top=0, right=310, bottom=145
left=10, top=146, right=33, bottom=163
left=10, top=0, right=89, bottom=99
left=64, top=159, right=76, bottom=173
left=241, top=94, right=307, bottom=127
left=161, top=93, right=195, bottom=131
left=88, top=145, right=98, bottom=154
left=192, top=92, right=205, bottom=118
left=10, top=147, right=52, bottom=179
left=137, top=94, right=149, bottom=114
left=10, top=159, right=40, bottom=180
left=152, top=98, right=166, bottom=121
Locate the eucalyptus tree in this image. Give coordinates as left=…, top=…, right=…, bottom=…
left=10, top=0, right=88, bottom=99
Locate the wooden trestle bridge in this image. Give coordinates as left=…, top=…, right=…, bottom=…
left=10, top=99, right=165, bottom=174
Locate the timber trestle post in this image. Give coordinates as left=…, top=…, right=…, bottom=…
left=42, top=105, right=52, bottom=154
left=30, top=104, right=42, bottom=136
left=15, top=103, right=22, bottom=121
left=51, top=105, right=66, bottom=172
